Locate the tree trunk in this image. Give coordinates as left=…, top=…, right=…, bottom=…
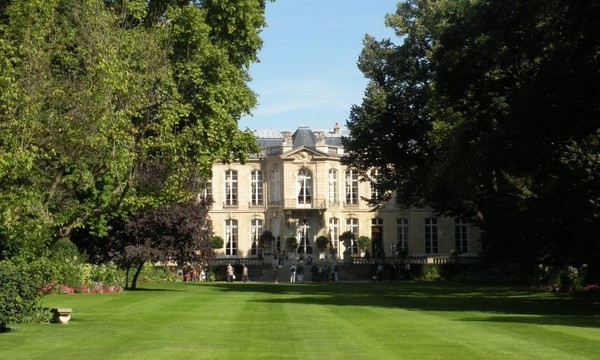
left=124, top=265, right=131, bottom=290
left=130, top=263, right=144, bottom=290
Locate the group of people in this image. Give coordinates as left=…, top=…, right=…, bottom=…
left=288, top=261, right=339, bottom=283
left=181, top=265, right=207, bottom=282
left=374, top=261, right=412, bottom=281
left=226, top=263, right=250, bottom=283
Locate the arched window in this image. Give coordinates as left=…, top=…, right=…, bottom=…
left=296, top=168, right=313, bottom=205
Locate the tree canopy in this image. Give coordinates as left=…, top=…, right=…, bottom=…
left=84, top=198, right=214, bottom=290
left=0, top=0, right=266, bottom=260
left=343, top=0, right=600, bottom=268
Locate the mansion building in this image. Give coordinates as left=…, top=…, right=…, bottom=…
left=208, top=124, right=481, bottom=261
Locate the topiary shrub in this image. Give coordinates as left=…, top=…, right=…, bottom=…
left=285, top=237, right=298, bottom=252
left=0, top=261, right=41, bottom=332
left=211, top=236, right=224, bottom=249
left=315, top=236, right=330, bottom=251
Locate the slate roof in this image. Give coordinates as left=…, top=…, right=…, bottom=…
left=292, top=126, right=316, bottom=149
left=254, top=125, right=349, bottom=151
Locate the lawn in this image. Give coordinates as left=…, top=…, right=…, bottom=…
left=1, top=281, right=599, bottom=360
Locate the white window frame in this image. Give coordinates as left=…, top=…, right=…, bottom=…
left=225, top=219, right=238, bottom=256
left=345, top=169, right=358, bottom=205
left=250, top=170, right=263, bottom=206
left=224, top=170, right=238, bottom=206
left=296, top=168, right=313, bottom=206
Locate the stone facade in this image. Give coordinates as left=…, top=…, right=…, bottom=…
left=208, top=125, right=481, bottom=261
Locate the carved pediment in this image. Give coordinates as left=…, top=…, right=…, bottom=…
left=281, top=146, right=328, bottom=161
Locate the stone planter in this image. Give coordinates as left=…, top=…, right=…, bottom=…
left=51, top=308, right=72, bottom=324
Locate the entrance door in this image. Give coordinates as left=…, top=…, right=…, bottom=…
left=371, top=218, right=384, bottom=258
left=297, top=218, right=313, bottom=256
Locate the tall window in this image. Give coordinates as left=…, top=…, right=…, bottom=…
left=270, top=168, right=281, bottom=204
left=250, top=170, right=263, bottom=206
left=298, top=218, right=313, bottom=254
left=370, top=169, right=381, bottom=201
left=225, top=219, right=238, bottom=256
left=250, top=219, right=263, bottom=256
left=329, top=217, right=339, bottom=255
left=224, top=170, right=238, bottom=206
left=396, top=218, right=409, bottom=251
left=345, top=218, right=359, bottom=254
left=328, top=169, right=338, bottom=205
left=454, top=218, right=468, bottom=254
left=198, top=178, right=212, bottom=200
left=297, top=168, right=313, bottom=205
left=425, top=218, right=438, bottom=254
left=345, top=169, right=358, bottom=205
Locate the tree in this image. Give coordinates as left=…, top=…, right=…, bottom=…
left=430, top=0, right=600, bottom=266
left=107, top=198, right=213, bottom=289
left=0, top=0, right=265, bottom=262
left=344, top=0, right=600, bottom=270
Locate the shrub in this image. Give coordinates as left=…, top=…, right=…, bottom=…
left=0, top=261, right=41, bottom=332
left=420, top=264, right=442, bottom=281
left=47, top=238, right=87, bottom=288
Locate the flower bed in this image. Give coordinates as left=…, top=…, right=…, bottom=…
left=39, top=281, right=123, bottom=295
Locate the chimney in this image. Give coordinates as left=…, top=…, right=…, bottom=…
left=334, top=122, right=341, bottom=134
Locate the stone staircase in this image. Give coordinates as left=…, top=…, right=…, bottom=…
left=241, top=263, right=371, bottom=283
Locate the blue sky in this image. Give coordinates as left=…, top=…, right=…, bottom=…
left=238, top=0, right=399, bottom=132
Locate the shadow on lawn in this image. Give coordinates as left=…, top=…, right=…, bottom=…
left=208, top=281, right=600, bottom=328
left=124, top=287, right=179, bottom=292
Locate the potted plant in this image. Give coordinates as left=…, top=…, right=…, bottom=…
left=357, top=236, right=371, bottom=256
left=315, top=235, right=329, bottom=254
left=340, top=231, right=355, bottom=254
left=259, top=230, right=275, bottom=255
left=315, top=235, right=330, bottom=251
left=210, top=236, right=224, bottom=250
left=340, top=231, right=355, bottom=263
left=285, top=236, right=298, bottom=253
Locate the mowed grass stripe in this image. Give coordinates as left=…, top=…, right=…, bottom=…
left=0, top=281, right=598, bottom=360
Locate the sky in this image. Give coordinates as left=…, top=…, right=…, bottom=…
left=238, top=0, right=399, bottom=132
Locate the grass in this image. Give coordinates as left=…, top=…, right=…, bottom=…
left=1, top=281, right=599, bottom=360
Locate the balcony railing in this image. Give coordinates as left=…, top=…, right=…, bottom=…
left=351, top=256, right=480, bottom=265
left=284, top=198, right=326, bottom=210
